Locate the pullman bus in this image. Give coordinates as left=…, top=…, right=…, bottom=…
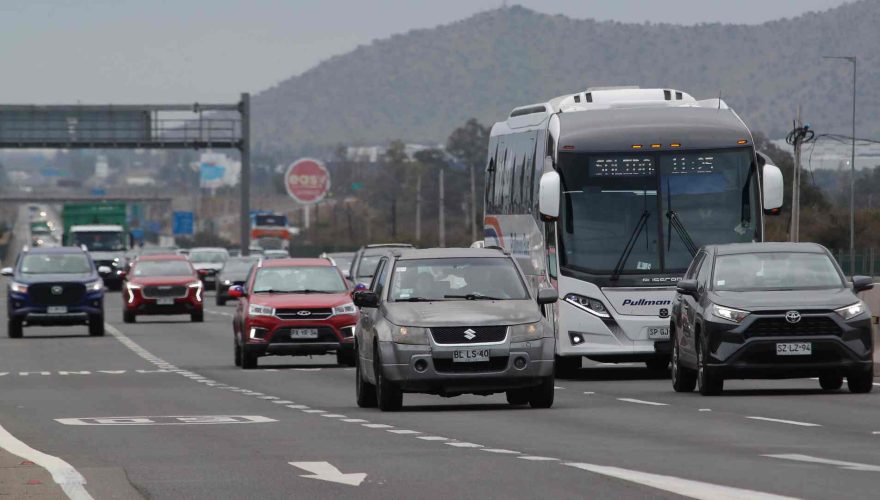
left=484, top=87, right=784, bottom=375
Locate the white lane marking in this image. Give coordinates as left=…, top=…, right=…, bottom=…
left=321, top=414, right=347, bottom=418
left=554, top=386, right=565, bottom=390
left=873, top=382, right=880, bottom=387
left=362, top=423, right=393, bottom=429
left=746, top=417, right=820, bottom=427
left=272, top=400, right=294, bottom=404
left=519, top=456, right=559, bottom=461
left=416, top=436, right=448, bottom=441
left=290, top=461, right=366, bottom=487
left=445, top=442, right=482, bottom=448
left=481, top=448, right=520, bottom=454
left=342, top=419, right=369, bottom=423
left=302, top=409, right=326, bottom=414
left=258, top=396, right=279, bottom=400
left=387, top=429, right=420, bottom=435
left=565, top=462, right=798, bottom=500
left=583, top=391, right=595, bottom=395
left=764, top=454, right=880, bottom=472
left=617, top=398, right=668, bottom=406
left=56, top=416, right=276, bottom=426
left=0, top=422, right=94, bottom=500
left=287, top=405, right=310, bottom=410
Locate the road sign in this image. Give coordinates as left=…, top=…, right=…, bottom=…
left=172, top=211, right=194, bottom=235
left=285, top=158, right=330, bottom=204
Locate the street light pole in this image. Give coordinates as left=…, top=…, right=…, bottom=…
left=824, top=56, right=857, bottom=275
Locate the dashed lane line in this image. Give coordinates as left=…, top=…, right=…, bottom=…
left=481, top=448, right=521, bottom=454
left=764, top=454, right=880, bottom=473
left=387, top=429, right=421, bottom=435
left=617, top=398, right=668, bottom=406
left=746, top=417, right=821, bottom=427
left=519, top=456, right=559, bottom=461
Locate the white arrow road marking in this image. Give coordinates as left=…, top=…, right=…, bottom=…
left=564, top=462, right=798, bottom=500
left=764, top=454, right=880, bottom=472
left=289, top=461, right=367, bottom=486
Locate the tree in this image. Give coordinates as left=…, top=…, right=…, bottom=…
left=446, top=119, right=490, bottom=242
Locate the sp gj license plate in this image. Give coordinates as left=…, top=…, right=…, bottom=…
left=647, top=327, right=669, bottom=340
left=452, top=348, right=490, bottom=363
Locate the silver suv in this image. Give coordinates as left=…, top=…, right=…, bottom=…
left=353, top=248, right=558, bottom=411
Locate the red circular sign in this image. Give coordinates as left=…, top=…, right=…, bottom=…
left=285, top=158, right=330, bottom=204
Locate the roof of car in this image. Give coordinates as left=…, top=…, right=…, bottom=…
left=189, top=247, right=229, bottom=253
left=396, top=247, right=507, bottom=260
left=136, top=254, right=189, bottom=262
left=24, top=246, right=86, bottom=255
left=260, top=258, right=334, bottom=268
left=363, top=243, right=415, bottom=250
left=710, top=242, right=828, bottom=256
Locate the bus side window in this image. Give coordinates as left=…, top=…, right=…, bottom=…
left=511, top=135, right=523, bottom=212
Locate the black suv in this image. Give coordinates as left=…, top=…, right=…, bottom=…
left=3, top=246, right=106, bottom=337
left=671, top=242, right=874, bottom=395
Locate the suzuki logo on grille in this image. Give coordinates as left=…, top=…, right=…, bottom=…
left=51, top=285, right=63, bottom=295
left=463, top=328, right=476, bottom=340
left=785, top=311, right=801, bottom=324
left=296, top=310, right=311, bottom=316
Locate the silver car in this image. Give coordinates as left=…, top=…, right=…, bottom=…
left=353, top=248, right=558, bottom=411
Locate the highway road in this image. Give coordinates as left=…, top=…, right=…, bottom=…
left=1, top=290, right=879, bottom=499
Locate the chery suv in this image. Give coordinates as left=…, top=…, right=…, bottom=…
left=3, top=246, right=106, bottom=337
left=230, top=258, right=358, bottom=369
left=123, top=255, right=204, bottom=323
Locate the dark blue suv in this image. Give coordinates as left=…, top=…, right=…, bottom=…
left=3, top=247, right=105, bottom=337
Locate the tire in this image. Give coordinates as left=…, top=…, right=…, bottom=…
left=88, top=315, right=105, bottom=336
left=7, top=317, right=22, bottom=338
left=123, top=310, right=136, bottom=323
left=337, top=349, right=356, bottom=367
left=671, top=338, right=697, bottom=393
left=240, top=345, right=258, bottom=369
left=356, top=347, right=377, bottom=408
left=646, top=357, right=670, bottom=372
left=847, top=367, right=874, bottom=394
left=819, top=373, right=844, bottom=391
left=191, top=310, right=204, bottom=323
left=234, top=340, right=242, bottom=367
left=529, top=376, right=555, bottom=408
left=506, top=389, right=530, bottom=406
left=554, top=355, right=581, bottom=378
left=374, top=344, right=402, bottom=411
left=216, top=294, right=226, bottom=306
left=697, top=339, right=723, bottom=396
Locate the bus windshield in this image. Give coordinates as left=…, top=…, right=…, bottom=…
left=73, top=231, right=127, bottom=252
left=558, top=148, right=757, bottom=275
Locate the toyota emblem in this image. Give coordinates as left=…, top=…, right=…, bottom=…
left=51, top=285, right=63, bottom=295
left=296, top=310, right=311, bottom=316
left=785, top=311, right=801, bottom=324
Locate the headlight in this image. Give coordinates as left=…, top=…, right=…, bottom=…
left=835, top=301, right=866, bottom=321
left=10, top=282, right=28, bottom=294
left=223, top=279, right=231, bottom=285
left=391, top=325, right=428, bottom=345
left=712, top=304, right=749, bottom=323
left=333, top=302, right=357, bottom=315
left=510, top=322, right=542, bottom=342
left=564, top=293, right=610, bottom=319
left=86, top=280, right=104, bottom=292
left=249, top=303, right=275, bottom=317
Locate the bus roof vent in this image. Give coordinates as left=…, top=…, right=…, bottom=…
left=554, top=87, right=698, bottom=113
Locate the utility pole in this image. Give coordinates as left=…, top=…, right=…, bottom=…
left=438, top=166, right=446, bottom=247
left=790, top=107, right=802, bottom=242
left=415, top=173, right=422, bottom=243
left=239, top=92, right=251, bottom=256
left=469, top=165, right=477, bottom=243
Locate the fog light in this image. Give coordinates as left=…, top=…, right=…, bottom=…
left=570, top=332, right=585, bottom=345
left=249, top=327, right=268, bottom=340
left=513, top=357, right=527, bottom=369
left=413, top=359, right=428, bottom=373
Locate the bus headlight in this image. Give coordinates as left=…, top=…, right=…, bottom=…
left=564, top=293, right=610, bottom=319
left=391, top=325, right=428, bottom=345
left=510, top=322, right=542, bottom=342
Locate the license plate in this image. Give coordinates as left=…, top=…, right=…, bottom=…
left=776, top=342, right=812, bottom=356
left=156, top=298, right=174, bottom=305
left=452, top=348, right=490, bottom=363
left=47, top=306, right=67, bottom=314
left=648, top=327, right=670, bottom=340
left=290, top=328, right=318, bottom=339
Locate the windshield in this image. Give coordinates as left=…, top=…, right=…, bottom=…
left=73, top=231, right=126, bottom=252
left=189, top=251, right=228, bottom=263
left=256, top=237, right=285, bottom=250
left=223, top=259, right=259, bottom=274
left=389, top=257, right=529, bottom=301
left=357, top=255, right=383, bottom=279
left=713, top=252, right=843, bottom=291
left=252, top=266, right=347, bottom=293
left=329, top=254, right=353, bottom=271
left=21, top=254, right=91, bottom=274
left=133, top=261, right=194, bottom=277
left=139, top=247, right=178, bottom=256
left=558, top=148, right=757, bottom=275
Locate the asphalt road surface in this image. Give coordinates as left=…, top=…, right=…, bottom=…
left=1, top=290, right=879, bottom=499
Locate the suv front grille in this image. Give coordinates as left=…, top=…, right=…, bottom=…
left=745, top=316, right=843, bottom=337
left=29, top=283, right=86, bottom=305
left=430, top=326, right=507, bottom=345
left=275, top=308, right=333, bottom=320
left=142, top=285, right=188, bottom=299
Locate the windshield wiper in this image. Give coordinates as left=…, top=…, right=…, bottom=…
left=665, top=178, right=698, bottom=258
left=610, top=210, right=651, bottom=281
left=396, top=297, right=436, bottom=302
left=444, top=293, right=503, bottom=300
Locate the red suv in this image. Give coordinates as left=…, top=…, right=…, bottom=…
left=123, top=255, right=204, bottom=323
left=230, top=258, right=357, bottom=369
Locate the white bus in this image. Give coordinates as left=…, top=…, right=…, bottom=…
left=484, top=87, right=783, bottom=375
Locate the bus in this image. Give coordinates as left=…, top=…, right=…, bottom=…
left=484, top=87, right=783, bottom=376
left=250, top=212, right=290, bottom=251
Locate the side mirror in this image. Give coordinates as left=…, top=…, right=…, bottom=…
left=761, top=161, right=783, bottom=215
left=537, top=287, right=559, bottom=305
left=0, top=267, right=12, bottom=277
left=228, top=285, right=246, bottom=298
left=852, top=275, right=874, bottom=293
left=353, top=290, right=379, bottom=308
left=97, top=266, right=112, bottom=274
left=676, top=279, right=699, bottom=297
left=538, top=168, right=561, bottom=221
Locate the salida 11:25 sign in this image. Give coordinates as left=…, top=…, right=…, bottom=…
left=285, top=158, right=331, bottom=204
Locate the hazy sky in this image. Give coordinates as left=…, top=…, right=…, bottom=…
left=0, top=0, right=854, bottom=104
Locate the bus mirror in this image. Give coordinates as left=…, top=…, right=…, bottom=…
left=539, top=170, right=561, bottom=221
left=762, top=164, right=783, bottom=214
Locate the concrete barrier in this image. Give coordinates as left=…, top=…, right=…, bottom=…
left=856, top=286, right=880, bottom=376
